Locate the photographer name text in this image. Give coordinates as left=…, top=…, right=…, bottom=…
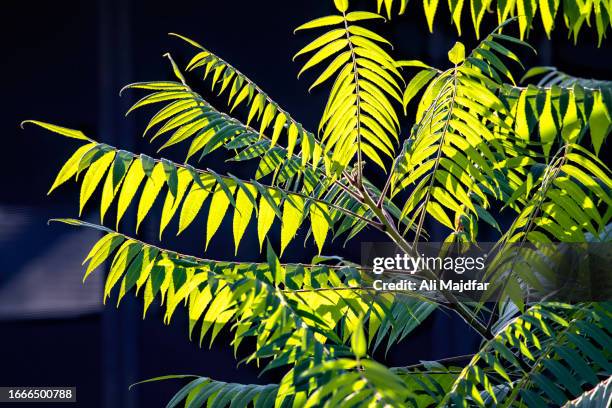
left=371, top=254, right=490, bottom=292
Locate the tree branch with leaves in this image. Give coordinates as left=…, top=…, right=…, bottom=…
left=22, top=0, right=611, bottom=406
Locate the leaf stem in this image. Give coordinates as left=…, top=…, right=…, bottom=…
left=342, top=11, right=364, bottom=187
left=358, top=182, right=493, bottom=340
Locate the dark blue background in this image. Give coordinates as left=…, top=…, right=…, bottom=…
left=1, top=1, right=609, bottom=407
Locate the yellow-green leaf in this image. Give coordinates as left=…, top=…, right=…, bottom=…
left=448, top=41, right=465, bottom=65
left=233, top=184, right=257, bottom=253
left=294, top=29, right=345, bottom=60
left=351, top=316, right=367, bottom=358
left=257, top=190, right=281, bottom=250
left=589, top=92, right=610, bottom=155
left=333, top=0, right=349, bottom=13
left=561, top=91, right=581, bottom=143
left=136, top=162, right=166, bottom=232
left=287, top=123, right=299, bottom=158
left=159, top=168, right=192, bottom=239
left=80, top=150, right=116, bottom=215
left=309, top=202, right=329, bottom=254
left=423, top=0, right=440, bottom=32
left=271, top=112, right=286, bottom=147
left=515, top=90, right=530, bottom=140
left=281, top=196, right=304, bottom=255
left=104, top=240, right=141, bottom=301
left=101, top=151, right=133, bottom=223
left=298, top=39, right=349, bottom=78
left=206, top=181, right=237, bottom=249
left=403, top=70, right=437, bottom=113
left=345, top=11, right=385, bottom=22
left=48, top=143, right=96, bottom=195
left=22, top=120, right=91, bottom=141
left=539, top=0, right=559, bottom=37
left=83, top=233, right=125, bottom=282
left=470, top=0, right=490, bottom=38
left=294, top=15, right=344, bottom=32
left=259, top=103, right=277, bottom=135
left=116, top=159, right=146, bottom=229
left=539, top=91, right=557, bottom=158
left=427, top=201, right=454, bottom=230
left=178, top=175, right=215, bottom=235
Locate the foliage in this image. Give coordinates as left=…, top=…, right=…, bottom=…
left=303, top=303, right=612, bottom=407
left=23, top=0, right=612, bottom=407
left=373, top=0, right=611, bottom=43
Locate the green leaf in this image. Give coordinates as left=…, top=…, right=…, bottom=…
left=270, top=112, right=286, bottom=147
left=206, top=181, right=237, bottom=249
left=112, top=159, right=145, bottom=228
left=140, top=154, right=156, bottom=177
left=257, top=189, right=281, bottom=250
left=22, top=120, right=91, bottom=141
left=309, top=202, right=329, bottom=254
left=448, top=41, right=466, bottom=65
left=345, top=11, right=386, bottom=22
left=333, top=0, right=349, bottom=12
left=521, top=66, right=556, bottom=83
left=233, top=184, right=257, bottom=253
left=80, top=150, right=116, bottom=215
left=280, top=195, right=304, bottom=255
left=117, top=246, right=156, bottom=306
left=137, top=162, right=167, bottom=232
left=104, top=240, right=142, bottom=301
left=514, top=90, right=531, bottom=140
left=589, top=92, right=610, bottom=155
left=403, top=70, right=437, bottom=113
left=178, top=175, right=214, bottom=235
left=294, top=15, right=344, bottom=32
left=348, top=25, right=392, bottom=46
left=162, top=158, right=179, bottom=197
left=309, top=51, right=352, bottom=91
left=423, top=0, right=440, bottom=32
left=298, top=39, right=349, bottom=78
left=48, top=143, right=96, bottom=195
left=128, top=374, right=200, bottom=391
left=160, top=168, right=192, bottom=239
left=167, top=378, right=211, bottom=408
left=470, top=0, right=489, bottom=38
left=101, top=151, right=133, bottom=223
left=293, top=29, right=345, bottom=60
left=351, top=316, right=367, bottom=358
left=163, top=52, right=187, bottom=84
left=475, top=204, right=501, bottom=232
left=396, top=60, right=434, bottom=69
left=266, top=240, right=284, bottom=286
left=83, top=233, right=125, bottom=281
left=426, top=201, right=454, bottom=230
